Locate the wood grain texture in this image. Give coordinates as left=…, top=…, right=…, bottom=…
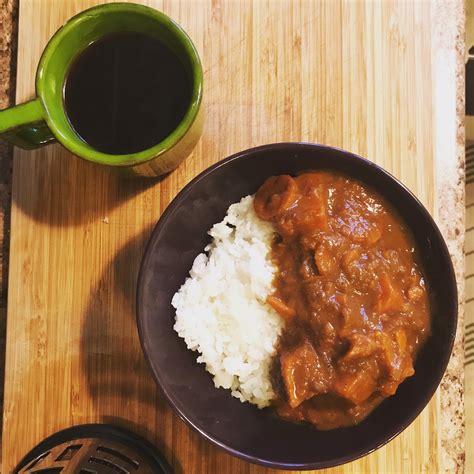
left=1, top=0, right=464, bottom=472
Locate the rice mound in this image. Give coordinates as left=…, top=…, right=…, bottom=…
left=172, top=195, right=283, bottom=408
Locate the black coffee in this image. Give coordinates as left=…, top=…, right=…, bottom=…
left=64, top=32, right=191, bottom=155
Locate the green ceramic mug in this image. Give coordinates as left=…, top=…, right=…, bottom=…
left=0, top=3, right=203, bottom=177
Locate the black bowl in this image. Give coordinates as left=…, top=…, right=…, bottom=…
left=136, top=143, right=457, bottom=470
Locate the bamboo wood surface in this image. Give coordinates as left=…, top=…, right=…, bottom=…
left=2, top=1, right=465, bottom=472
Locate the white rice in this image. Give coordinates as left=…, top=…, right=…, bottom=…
left=172, top=195, right=283, bottom=408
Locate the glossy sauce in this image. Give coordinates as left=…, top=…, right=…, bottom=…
left=254, top=172, right=430, bottom=430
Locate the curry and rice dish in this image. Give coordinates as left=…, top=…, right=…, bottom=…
left=172, top=171, right=430, bottom=430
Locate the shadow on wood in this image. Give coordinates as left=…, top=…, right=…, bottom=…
left=80, top=225, right=156, bottom=403
left=79, top=226, right=180, bottom=461
left=12, top=145, right=163, bottom=227
left=101, top=415, right=184, bottom=474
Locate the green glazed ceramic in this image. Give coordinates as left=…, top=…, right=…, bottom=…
left=0, top=3, right=203, bottom=177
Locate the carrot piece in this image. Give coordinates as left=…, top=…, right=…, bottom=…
left=266, top=295, right=296, bottom=321
left=376, top=274, right=405, bottom=313
left=395, top=330, right=415, bottom=379
left=254, top=175, right=299, bottom=220
left=334, top=371, right=377, bottom=404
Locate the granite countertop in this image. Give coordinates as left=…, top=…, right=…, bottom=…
left=0, top=0, right=467, bottom=471
left=0, top=0, right=16, bottom=462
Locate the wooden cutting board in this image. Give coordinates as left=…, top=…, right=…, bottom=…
left=2, top=0, right=465, bottom=472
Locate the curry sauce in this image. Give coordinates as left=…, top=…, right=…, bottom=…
left=254, top=172, right=430, bottom=430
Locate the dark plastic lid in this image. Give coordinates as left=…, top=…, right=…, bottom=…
left=15, top=423, right=173, bottom=473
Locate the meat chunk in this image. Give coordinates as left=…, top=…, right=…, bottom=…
left=342, top=333, right=378, bottom=361
left=376, top=329, right=415, bottom=395
left=280, top=340, right=331, bottom=408
left=314, top=244, right=336, bottom=275
left=341, top=248, right=370, bottom=283
left=292, top=197, right=328, bottom=233
left=299, top=254, right=319, bottom=279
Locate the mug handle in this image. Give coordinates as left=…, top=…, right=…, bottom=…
left=0, top=98, right=56, bottom=149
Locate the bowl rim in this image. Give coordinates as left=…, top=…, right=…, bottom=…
left=136, top=141, right=458, bottom=470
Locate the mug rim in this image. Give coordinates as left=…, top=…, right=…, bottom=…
left=35, top=2, right=203, bottom=167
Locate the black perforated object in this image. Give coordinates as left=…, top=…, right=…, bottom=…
left=14, top=424, right=172, bottom=474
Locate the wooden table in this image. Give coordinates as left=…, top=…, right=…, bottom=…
left=1, top=1, right=465, bottom=472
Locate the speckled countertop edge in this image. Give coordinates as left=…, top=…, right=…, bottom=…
left=0, top=0, right=17, bottom=465
left=433, top=1, right=466, bottom=472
